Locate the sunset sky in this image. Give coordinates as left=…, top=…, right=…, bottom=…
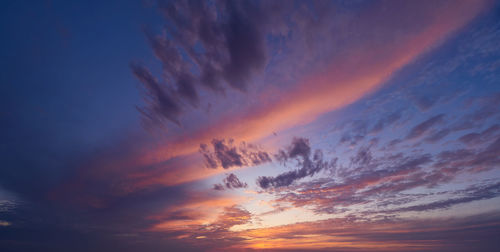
left=1, top=0, right=500, bottom=251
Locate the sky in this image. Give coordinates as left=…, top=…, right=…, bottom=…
left=1, top=0, right=500, bottom=251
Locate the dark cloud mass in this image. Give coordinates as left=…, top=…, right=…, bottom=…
left=134, top=0, right=272, bottom=126
left=131, top=63, right=181, bottom=125
left=257, top=137, right=337, bottom=189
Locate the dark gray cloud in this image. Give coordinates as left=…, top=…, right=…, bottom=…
left=144, top=29, right=200, bottom=106
left=131, top=63, right=182, bottom=125
left=213, top=173, right=248, bottom=191
left=257, top=137, right=337, bottom=189
left=406, top=114, right=444, bottom=140
left=199, top=139, right=271, bottom=169
left=225, top=174, right=246, bottom=189
left=210, top=139, right=244, bottom=169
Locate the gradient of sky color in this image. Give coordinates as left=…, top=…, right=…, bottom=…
left=1, top=0, right=500, bottom=251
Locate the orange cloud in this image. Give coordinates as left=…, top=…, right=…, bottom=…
left=127, top=0, right=490, bottom=188
left=149, top=191, right=246, bottom=232
left=152, top=214, right=500, bottom=251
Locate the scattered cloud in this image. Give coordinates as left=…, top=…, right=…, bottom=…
left=213, top=173, right=248, bottom=191
left=199, top=139, right=271, bottom=169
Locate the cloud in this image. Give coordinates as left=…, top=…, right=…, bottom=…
left=458, top=124, right=500, bottom=146
left=434, top=136, right=500, bottom=173
left=149, top=190, right=245, bottom=232
left=209, top=205, right=252, bottom=231
left=452, top=92, right=500, bottom=131
left=159, top=0, right=270, bottom=91
left=201, top=139, right=244, bottom=169
left=412, top=94, right=441, bottom=111
left=339, top=120, right=368, bottom=147
left=213, top=173, right=248, bottom=191
left=199, top=139, right=271, bottom=169
left=406, top=114, right=445, bottom=140
left=144, top=29, right=199, bottom=106
left=271, top=132, right=500, bottom=215
left=273, top=147, right=435, bottom=213
left=370, top=111, right=403, bottom=134
left=151, top=203, right=252, bottom=246
left=425, top=128, right=451, bottom=143
left=212, top=184, right=224, bottom=191
left=257, top=137, right=336, bottom=189
left=131, top=63, right=182, bottom=125
left=377, top=181, right=500, bottom=214
left=228, top=212, right=500, bottom=251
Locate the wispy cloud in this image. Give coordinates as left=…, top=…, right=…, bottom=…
left=406, top=114, right=445, bottom=140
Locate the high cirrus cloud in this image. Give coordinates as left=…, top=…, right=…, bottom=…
left=406, top=114, right=445, bottom=140
left=374, top=181, right=500, bottom=214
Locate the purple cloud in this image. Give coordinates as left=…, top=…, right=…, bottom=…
left=406, top=114, right=445, bottom=140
